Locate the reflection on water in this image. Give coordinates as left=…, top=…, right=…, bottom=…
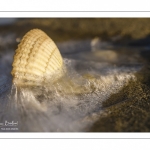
left=0, top=33, right=144, bottom=131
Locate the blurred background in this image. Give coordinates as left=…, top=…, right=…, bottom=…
left=1, top=18, right=150, bottom=62
left=1, top=18, right=150, bottom=43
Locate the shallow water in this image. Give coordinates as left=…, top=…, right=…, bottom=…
left=0, top=33, right=145, bottom=132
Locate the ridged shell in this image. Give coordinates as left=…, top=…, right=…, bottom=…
left=11, top=29, right=63, bottom=86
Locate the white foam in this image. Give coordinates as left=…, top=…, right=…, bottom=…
left=0, top=58, right=141, bottom=132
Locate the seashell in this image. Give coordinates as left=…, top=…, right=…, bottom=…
left=11, top=29, right=64, bottom=86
